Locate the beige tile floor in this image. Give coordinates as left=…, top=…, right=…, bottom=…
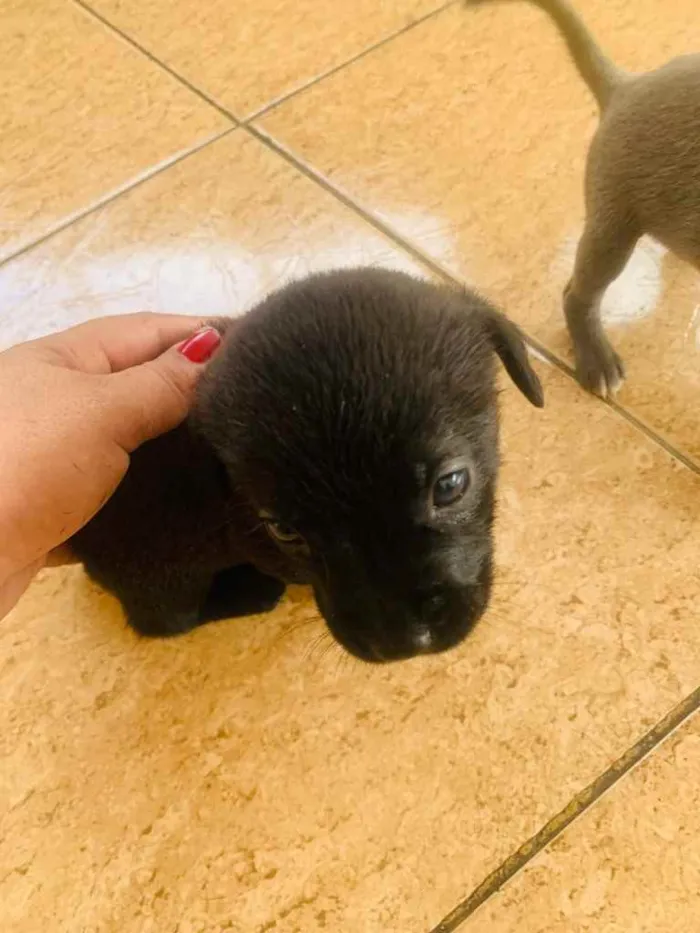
left=1, top=1, right=699, bottom=931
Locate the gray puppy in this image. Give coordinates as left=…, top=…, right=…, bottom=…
left=468, top=0, right=700, bottom=396
left=70, top=268, right=543, bottom=663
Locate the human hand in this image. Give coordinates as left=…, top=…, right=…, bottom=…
left=0, top=313, right=221, bottom=619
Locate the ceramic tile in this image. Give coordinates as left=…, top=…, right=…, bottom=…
left=463, top=713, right=700, bottom=932
left=0, top=130, right=423, bottom=347
left=86, top=0, right=446, bottom=118
left=259, top=0, right=700, bottom=464
left=3, top=357, right=700, bottom=931
left=0, top=0, right=229, bottom=263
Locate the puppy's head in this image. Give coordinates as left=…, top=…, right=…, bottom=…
left=197, top=269, right=543, bottom=662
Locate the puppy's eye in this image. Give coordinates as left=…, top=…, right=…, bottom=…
left=433, top=469, right=469, bottom=508
left=265, top=519, right=303, bottom=545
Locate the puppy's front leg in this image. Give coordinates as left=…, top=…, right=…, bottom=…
left=116, top=573, right=212, bottom=638
left=564, top=218, right=639, bottom=398
left=202, top=564, right=286, bottom=622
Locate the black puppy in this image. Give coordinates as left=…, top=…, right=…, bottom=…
left=70, top=268, right=543, bottom=662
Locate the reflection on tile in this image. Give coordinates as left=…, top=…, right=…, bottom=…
left=552, top=235, right=670, bottom=327
left=0, top=131, right=423, bottom=347
left=0, top=0, right=228, bottom=262
left=466, top=713, right=700, bottom=932
left=260, top=0, right=700, bottom=463
left=3, top=363, right=699, bottom=931
left=87, top=0, right=445, bottom=118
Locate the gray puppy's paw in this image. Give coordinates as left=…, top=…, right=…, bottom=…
left=572, top=335, right=626, bottom=398
left=563, top=282, right=626, bottom=399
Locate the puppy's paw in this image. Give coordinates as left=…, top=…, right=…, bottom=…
left=574, top=340, right=626, bottom=399
left=202, top=565, right=286, bottom=622
left=127, top=606, right=202, bottom=638
left=564, top=285, right=626, bottom=399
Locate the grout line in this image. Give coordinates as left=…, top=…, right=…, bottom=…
left=245, top=0, right=459, bottom=123
left=74, top=0, right=457, bottom=127
left=247, top=125, right=700, bottom=477
left=6, top=0, right=456, bottom=269
left=71, top=0, right=238, bottom=123
left=0, top=127, right=237, bottom=272
left=527, top=349, right=700, bottom=476
left=604, top=398, right=700, bottom=476
left=430, top=689, right=700, bottom=932
left=246, top=123, right=472, bottom=281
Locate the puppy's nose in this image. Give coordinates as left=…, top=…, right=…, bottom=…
left=408, top=591, right=451, bottom=653
left=410, top=623, right=435, bottom=653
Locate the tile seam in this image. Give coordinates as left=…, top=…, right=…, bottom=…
left=71, top=0, right=237, bottom=122
left=8, top=0, right=458, bottom=270
left=74, top=0, right=459, bottom=124
left=429, top=690, right=700, bottom=931
left=243, top=0, right=459, bottom=123
left=0, top=127, right=236, bottom=274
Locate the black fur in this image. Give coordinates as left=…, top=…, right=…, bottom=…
left=70, top=268, right=543, bottom=662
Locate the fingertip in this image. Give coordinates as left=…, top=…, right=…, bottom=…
left=177, top=326, right=222, bottom=364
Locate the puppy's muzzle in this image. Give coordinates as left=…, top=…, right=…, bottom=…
left=314, top=561, right=492, bottom=663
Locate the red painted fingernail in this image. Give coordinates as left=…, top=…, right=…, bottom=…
left=178, top=327, right=221, bottom=363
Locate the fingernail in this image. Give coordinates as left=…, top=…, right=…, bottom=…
left=178, top=327, right=221, bottom=364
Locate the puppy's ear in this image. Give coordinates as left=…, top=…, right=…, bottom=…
left=481, top=306, right=544, bottom=408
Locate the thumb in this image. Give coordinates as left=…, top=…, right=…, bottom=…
left=106, top=326, right=222, bottom=451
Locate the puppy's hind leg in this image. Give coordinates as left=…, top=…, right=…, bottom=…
left=564, top=217, right=640, bottom=398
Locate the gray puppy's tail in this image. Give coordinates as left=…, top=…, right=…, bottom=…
left=466, top=0, right=625, bottom=110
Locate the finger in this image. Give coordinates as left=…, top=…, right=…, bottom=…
left=104, top=327, right=222, bottom=451
left=34, top=312, right=208, bottom=375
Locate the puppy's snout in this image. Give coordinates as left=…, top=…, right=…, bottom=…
left=316, top=559, right=493, bottom=663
